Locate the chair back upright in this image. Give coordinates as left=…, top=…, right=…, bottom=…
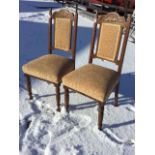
left=48, top=6, right=78, bottom=62
left=89, top=12, right=131, bottom=74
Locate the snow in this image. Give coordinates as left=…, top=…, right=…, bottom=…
left=19, top=0, right=135, bottom=154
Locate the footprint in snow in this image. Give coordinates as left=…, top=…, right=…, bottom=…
left=126, top=106, right=135, bottom=112
left=20, top=111, right=91, bottom=154
left=93, top=127, right=135, bottom=147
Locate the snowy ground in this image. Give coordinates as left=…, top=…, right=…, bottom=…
left=19, top=0, right=135, bottom=154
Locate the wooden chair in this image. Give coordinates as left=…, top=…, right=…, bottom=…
left=22, top=8, right=78, bottom=112
left=62, top=12, right=131, bottom=130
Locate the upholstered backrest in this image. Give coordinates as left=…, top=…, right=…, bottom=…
left=52, top=10, right=74, bottom=52
left=54, top=17, right=72, bottom=51
left=96, top=23, right=122, bottom=62
left=48, top=8, right=78, bottom=60
left=88, top=12, right=131, bottom=73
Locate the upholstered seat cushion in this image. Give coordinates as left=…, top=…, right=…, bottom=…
left=62, top=64, right=119, bottom=102
left=22, top=54, right=74, bottom=83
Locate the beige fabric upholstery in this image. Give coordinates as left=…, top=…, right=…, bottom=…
left=96, top=23, right=122, bottom=62
left=62, top=64, right=119, bottom=102
left=22, top=54, right=74, bottom=83
left=54, top=18, right=72, bottom=51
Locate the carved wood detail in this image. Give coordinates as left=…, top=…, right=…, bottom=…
left=52, top=9, right=74, bottom=20
left=97, top=12, right=128, bottom=28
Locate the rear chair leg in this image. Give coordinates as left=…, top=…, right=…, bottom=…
left=55, top=84, right=61, bottom=112
left=25, top=74, right=33, bottom=100
left=98, top=102, right=105, bottom=130
left=114, top=83, right=119, bottom=107
left=64, top=86, right=69, bottom=112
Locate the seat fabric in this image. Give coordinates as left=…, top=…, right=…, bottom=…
left=62, top=64, right=119, bottom=102
left=22, top=54, right=74, bottom=84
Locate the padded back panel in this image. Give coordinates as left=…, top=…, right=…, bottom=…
left=54, top=18, right=72, bottom=51
left=96, top=23, right=122, bottom=61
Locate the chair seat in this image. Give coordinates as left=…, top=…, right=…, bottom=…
left=22, top=54, right=74, bottom=84
left=62, top=64, right=119, bottom=102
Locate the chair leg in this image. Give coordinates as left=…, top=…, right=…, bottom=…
left=114, top=83, right=119, bottom=107
left=64, top=86, right=69, bottom=112
left=25, top=74, right=33, bottom=100
left=55, top=84, right=61, bottom=112
left=98, top=102, right=105, bottom=130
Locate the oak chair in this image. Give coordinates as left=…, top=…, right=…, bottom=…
left=22, top=8, right=78, bottom=112
left=62, top=12, right=131, bottom=130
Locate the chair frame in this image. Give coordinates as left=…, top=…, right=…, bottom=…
left=24, top=6, right=78, bottom=112
left=63, top=12, right=131, bottom=130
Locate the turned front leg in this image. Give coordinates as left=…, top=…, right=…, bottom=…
left=98, top=102, right=105, bottom=130
left=25, top=74, right=33, bottom=100
left=55, top=84, right=61, bottom=112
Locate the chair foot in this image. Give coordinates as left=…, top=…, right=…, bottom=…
left=98, top=102, right=105, bottom=130
left=25, top=74, right=33, bottom=100
left=56, top=108, right=61, bottom=112
left=55, top=84, right=61, bottom=112
left=114, top=83, right=119, bottom=107
left=64, top=86, right=69, bottom=113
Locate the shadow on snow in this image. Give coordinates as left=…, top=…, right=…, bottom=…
left=19, top=0, right=63, bottom=12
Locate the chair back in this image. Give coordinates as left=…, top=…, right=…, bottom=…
left=89, top=12, right=131, bottom=74
left=48, top=7, right=78, bottom=61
